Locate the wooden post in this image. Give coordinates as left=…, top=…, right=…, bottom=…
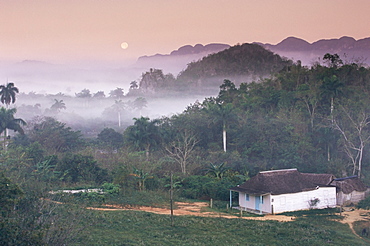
left=170, top=172, right=174, bottom=227
left=259, top=195, right=263, bottom=215
left=229, top=190, right=232, bottom=209
left=210, top=198, right=213, bottom=208
left=240, top=209, right=243, bottom=217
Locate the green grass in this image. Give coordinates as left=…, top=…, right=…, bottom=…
left=353, top=220, right=370, bottom=244
left=279, top=207, right=338, bottom=216
left=45, top=191, right=368, bottom=245
left=68, top=209, right=367, bottom=246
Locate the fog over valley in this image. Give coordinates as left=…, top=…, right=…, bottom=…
left=3, top=36, right=370, bottom=138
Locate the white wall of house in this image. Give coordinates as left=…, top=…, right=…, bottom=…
left=272, top=187, right=336, bottom=213
left=238, top=193, right=271, bottom=213
left=238, top=187, right=336, bottom=214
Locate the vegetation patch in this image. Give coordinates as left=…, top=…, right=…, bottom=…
left=70, top=209, right=366, bottom=246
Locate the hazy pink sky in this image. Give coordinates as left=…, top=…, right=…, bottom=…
left=1, top=0, right=369, bottom=66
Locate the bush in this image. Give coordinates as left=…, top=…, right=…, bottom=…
left=357, top=196, right=370, bottom=209
left=56, top=154, right=111, bottom=184
left=180, top=175, right=235, bottom=200
left=101, top=182, right=120, bottom=194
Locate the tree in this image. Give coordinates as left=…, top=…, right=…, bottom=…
left=97, top=128, right=124, bottom=149
left=93, top=91, right=106, bottom=98
left=75, top=89, right=91, bottom=107
left=296, top=82, right=321, bottom=130
left=125, top=116, right=160, bottom=160
left=130, top=168, right=152, bottom=191
left=332, top=95, right=370, bottom=178
left=56, top=154, right=109, bottom=183
left=0, top=107, right=26, bottom=150
left=217, top=79, right=238, bottom=104
left=129, top=81, right=138, bottom=90
left=75, top=88, right=92, bottom=98
left=132, top=97, right=148, bottom=116
left=323, top=53, right=343, bottom=68
left=204, top=101, right=235, bottom=152
left=0, top=172, right=23, bottom=215
left=164, top=130, right=199, bottom=174
left=28, top=117, right=83, bottom=155
left=0, top=82, right=19, bottom=107
left=205, top=162, right=229, bottom=179
left=320, top=74, right=344, bottom=121
left=50, top=99, right=66, bottom=113
left=113, top=100, right=126, bottom=127
left=109, top=87, right=124, bottom=99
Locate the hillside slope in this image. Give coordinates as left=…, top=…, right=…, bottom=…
left=176, top=43, right=291, bottom=87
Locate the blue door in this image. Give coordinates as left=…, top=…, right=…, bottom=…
left=255, top=196, right=260, bottom=210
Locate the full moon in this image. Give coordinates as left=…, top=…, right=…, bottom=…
left=121, top=42, right=129, bottom=49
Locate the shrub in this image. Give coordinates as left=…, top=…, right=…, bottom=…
left=357, top=196, right=370, bottom=209
left=101, top=182, right=120, bottom=194
left=180, top=175, right=235, bottom=200
left=55, top=154, right=110, bottom=184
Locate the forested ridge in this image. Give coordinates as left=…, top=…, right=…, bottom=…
left=137, top=43, right=292, bottom=95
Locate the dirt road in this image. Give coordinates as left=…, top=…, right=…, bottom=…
left=87, top=202, right=294, bottom=222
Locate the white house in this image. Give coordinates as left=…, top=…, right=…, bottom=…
left=230, top=169, right=337, bottom=214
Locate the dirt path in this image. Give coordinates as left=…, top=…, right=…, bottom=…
left=337, top=209, right=370, bottom=237
left=87, top=202, right=294, bottom=222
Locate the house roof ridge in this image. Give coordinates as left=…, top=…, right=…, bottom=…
left=259, top=168, right=297, bottom=174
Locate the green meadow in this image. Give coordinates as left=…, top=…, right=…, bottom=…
left=70, top=208, right=368, bottom=246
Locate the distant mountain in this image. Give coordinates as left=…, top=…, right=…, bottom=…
left=136, top=37, right=370, bottom=76
left=134, top=43, right=230, bottom=75
left=258, top=36, right=370, bottom=66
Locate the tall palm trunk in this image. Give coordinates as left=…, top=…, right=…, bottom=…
left=223, top=120, right=227, bottom=152
left=118, top=112, right=121, bottom=127
left=145, top=143, right=150, bottom=161
left=3, top=128, right=7, bottom=151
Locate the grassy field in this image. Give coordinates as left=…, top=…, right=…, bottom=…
left=69, top=208, right=368, bottom=246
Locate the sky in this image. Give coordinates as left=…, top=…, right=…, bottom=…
left=1, top=0, right=370, bottom=67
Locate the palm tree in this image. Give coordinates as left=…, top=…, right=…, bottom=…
left=205, top=162, right=229, bottom=179
left=50, top=99, right=66, bottom=113
left=0, top=82, right=19, bottom=107
left=130, top=168, right=153, bottom=191
left=205, top=101, right=234, bottom=152
left=320, top=75, right=343, bottom=120
left=0, top=107, right=26, bottom=150
left=132, top=97, right=148, bottom=116
left=113, top=100, right=126, bottom=127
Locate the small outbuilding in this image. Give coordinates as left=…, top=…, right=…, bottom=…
left=330, top=176, right=369, bottom=206
left=230, top=169, right=337, bottom=214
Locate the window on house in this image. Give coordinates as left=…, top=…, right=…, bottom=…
left=245, top=194, right=249, bottom=201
